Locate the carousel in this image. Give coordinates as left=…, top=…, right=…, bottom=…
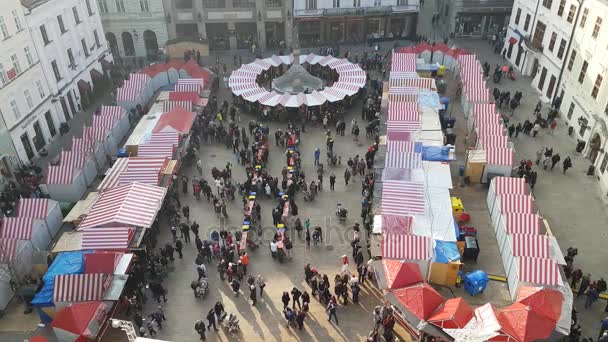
left=228, top=53, right=367, bottom=119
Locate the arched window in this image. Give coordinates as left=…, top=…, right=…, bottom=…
left=122, top=31, right=135, bottom=56
left=143, top=30, right=159, bottom=60
left=106, top=32, right=119, bottom=57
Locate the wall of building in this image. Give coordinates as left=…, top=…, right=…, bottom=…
left=99, top=0, right=168, bottom=62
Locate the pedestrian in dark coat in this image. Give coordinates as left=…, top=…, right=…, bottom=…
left=578, top=274, right=591, bottom=297
left=282, top=292, right=291, bottom=310
left=175, top=239, right=183, bottom=259
left=563, top=156, right=572, bottom=174
left=250, top=285, right=257, bottom=306
left=206, top=309, right=218, bottom=331
left=551, top=153, right=561, bottom=170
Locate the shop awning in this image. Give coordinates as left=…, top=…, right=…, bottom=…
left=508, top=37, right=518, bottom=45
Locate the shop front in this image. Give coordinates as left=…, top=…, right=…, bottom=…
left=235, top=22, right=258, bottom=50
left=297, top=20, right=321, bottom=46
left=454, top=12, right=510, bottom=36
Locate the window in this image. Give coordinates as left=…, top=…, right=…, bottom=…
left=24, top=90, right=34, bottom=109
left=547, top=75, right=556, bottom=98
left=592, top=17, right=602, bottom=38
left=45, top=111, right=56, bottom=137
left=567, top=102, right=575, bottom=119
left=82, top=38, right=90, bottom=57
left=532, top=21, right=546, bottom=48
left=514, top=8, right=521, bottom=25
left=578, top=60, right=588, bottom=83
left=542, top=0, right=552, bottom=9
left=40, top=25, right=50, bottom=45
left=353, top=0, right=361, bottom=7
left=580, top=8, right=588, bottom=28
left=67, top=48, right=75, bottom=66
left=115, top=0, right=126, bottom=12
left=174, top=0, right=192, bottom=9
left=98, top=0, right=108, bottom=13
left=93, top=29, right=100, bottom=47
left=567, top=5, right=576, bottom=23
left=57, top=15, right=67, bottom=34
left=72, top=7, right=80, bottom=24
left=333, top=0, right=340, bottom=7
left=51, top=60, right=61, bottom=81
left=85, top=0, right=94, bottom=15
left=557, top=39, right=566, bottom=59
left=36, top=80, right=45, bottom=98
left=10, top=100, right=20, bottom=119
left=305, top=0, right=317, bottom=9
left=24, top=46, right=34, bottom=66
left=524, top=14, right=531, bottom=31
left=0, top=63, right=7, bottom=85
left=0, top=16, right=8, bottom=39
left=140, top=0, right=150, bottom=12
left=538, top=67, right=548, bottom=90
left=592, top=75, right=603, bottom=99
left=12, top=10, right=22, bottom=31
left=557, top=0, right=565, bottom=16
left=11, top=54, right=21, bottom=74
left=567, top=49, right=577, bottom=71
left=548, top=32, right=557, bottom=52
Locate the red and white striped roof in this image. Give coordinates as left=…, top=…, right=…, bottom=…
left=60, top=150, right=86, bottom=168
left=0, top=217, right=33, bottom=240
left=388, top=93, right=419, bottom=103
left=382, top=215, right=413, bottom=234
left=388, top=102, right=420, bottom=121
left=242, top=88, right=268, bottom=102
left=97, top=157, right=129, bottom=191
left=338, top=70, right=366, bottom=78
left=387, top=131, right=412, bottom=142
left=228, top=78, right=256, bottom=87
left=390, top=78, right=436, bottom=90
left=487, top=147, right=514, bottom=166
left=230, top=83, right=258, bottom=95
left=80, top=182, right=167, bottom=229
left=511, top=234, right=550, bottom=259
left=163, top=101, right=192, bottom=112
left=119, top=157, right=168, bottom=187
left=390, top=71, right=419, bottom=79
left=385, top=151, right=422, bottom=169
left=17, top=198, right=50, bottom=219
left=381, top=180, right=426, bottom=215
left=476, top=123, right=504, bottom=136
left=335, top=63, right=361, bottom=72
left=116, top=82, right=142, bottom=102
left=53, top=273, right=109, bottom=302
left=473, top=112, right=502, bottom=127
left=318, top=55, right=336, bottom=66
left=240, top=63, right=264, bottom=74
left=492, top=177, right=527, bottom=195
left=387, top=140, right=416, bottom=152
left=477, top=134, right=508, bottom=148
left=382, top=233, right=431, bottom=260
left=84, top=125, right=108, bottom=145
left=253, top=58, right=273, bottom=70
left=327, top=58, right=350, bottom=69
left=387, top=120, right=421, bottom=133
left=177, top=77, right=205, bottom=87
left=464, top=87, right=491, bottom=102
left=332, top=82, right=360, bottom=96
left=137, top=143, right=175, bottom=158
left=336, top=76, right=366, bottom=87
left=128, top=73, right=150, bottom=86
left=0, top=238, right=17, bottom=263
left=389, top=86, right=419, bottom=95
left=502, top=213, right=541, bottom=235
left=392, top=53, right=417, bottom=72
left=92, top=113, right=118, bottom=131
left=71, top=137, right=94, bottom=155
left=320, top=87, right=347, bottom=102
left=497, top=194, right=533, bottom=214
left=518, top=256, right=561, bottom=286
left=258, top=91, right=282, bottom=106
left=175, top=83, right=201, bottom=93
left=46, top=151, right=86, bottom=184
left=100, top=105, right=124, bottom=119
left=230, top=70, right=258, bottom=79
left=472, top=103, right=497, bottom=116
left=82, top=227, right=132, bottom=250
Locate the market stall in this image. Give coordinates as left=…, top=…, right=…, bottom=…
left=45, top=152, right=93, bottom=203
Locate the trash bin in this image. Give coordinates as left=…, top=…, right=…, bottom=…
left=463, top=270, right=489, bottom=296
left=462, top=236, right=479, bottom=262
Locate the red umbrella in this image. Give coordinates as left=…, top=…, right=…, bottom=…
left=498, top=302, right=557, bottom=342
left=380, top=259, right=424, bottom=290
left=388, top=283, right=445, bottom=321
left=428, top=297, right=474, bottom=329
left=516, top=286, right=563, bottom=323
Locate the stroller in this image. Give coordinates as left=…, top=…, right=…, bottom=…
left=336, top=204, right=348, bottom=224
left=221, top=312, right=240, bottom=332
left=190, top=278, right=209, bottom=298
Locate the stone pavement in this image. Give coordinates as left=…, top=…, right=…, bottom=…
left=450, top=38, right=608, bottom=338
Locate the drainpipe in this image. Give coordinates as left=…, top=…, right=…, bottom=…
left=521, top=0, right=542, bottom=73
left=553, top=0, right=584, bottom=102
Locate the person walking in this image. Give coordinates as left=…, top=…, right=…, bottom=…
left=206, top=309, right=218, bottom=331
left=586, top=287, right=599, bottom=309
left=536, top=148, right=544, bottom=166
left=295, top=310, right=306, bottom=330
left=508, top=124, right=515, bottom=138
left=327, top=301, right=339, bottom=324
left=291, top=287, right=303, bottom=309
left=329, top=173, right=336, bottom=191
left=282, top=291, right=291, bottom=310
left=532, top=123, right=541, bottom=137
left=344, top=168, right=351, bottom=185
left=182, top=205, right=190, bottom=222
left=314, top=148, right=320, bottom=165
left=579, top=274, right=592, bottom=297
left=195, top=319, right=207, bottom=341
left=230, top=279, right=240, bottom=297
left=515, top=123, right=522, bottom=137
left=257, top=275, right=266, bottom=297
left=551, top=153, right=561, bottom=171
left=175, top=239, right=184, bottom=259
left=250, top=285, right=257, bottom=306
left=563, top=156, right=572, bottom=174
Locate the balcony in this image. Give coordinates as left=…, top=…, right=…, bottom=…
left=294, top=5, right=419, bottom=18
left=523, top=35, right=543, bottom=53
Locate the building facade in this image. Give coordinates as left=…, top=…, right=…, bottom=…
left=505, top=0, right=580, bottom=103
left=417, top=0, right=513, bottom=41
left=21, top=0, right=112, bottom=135
left=98, top=0, right=168, bottom=65
left=293, top=0, right=419, bottom=47
left=0, top=0, right=61, bottom=172
left=555, top=0, right=608, bottom=192
left=162, top=0, right=293, bottom=51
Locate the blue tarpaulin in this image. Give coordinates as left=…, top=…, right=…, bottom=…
left=422, top=146, right=454, bottom=161
left=418, top=91, right=442, bottom=109
left=32, top=252, right=87, bottom=306
left=434, top=240, right=461, bottom=263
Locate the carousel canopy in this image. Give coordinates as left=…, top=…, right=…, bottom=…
left=272, top=64, right=325, bottom=95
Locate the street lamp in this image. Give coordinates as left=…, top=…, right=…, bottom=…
left=111, top=319, right=138, bottom=342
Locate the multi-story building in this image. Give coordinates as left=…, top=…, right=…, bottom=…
left=98, top=0, right=168, bottom=65
left=293, top=0, right=419, bottom=47
left=21, top=0, right=112, bottom=129
left=0, top=0, right=61, bottom=172
left=505, top=0, right=580, bottom=102
left=417, top=0, right=513, bottom=41
left=162, top=0, right=293, bottom=51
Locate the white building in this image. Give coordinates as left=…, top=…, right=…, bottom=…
left=0, top=0, right=61, bottom=170
left=98, top=0, right=168, bottom=65
left=21, top=0, right=112, bottom=123
left=293, top=0, right=419, bottom=46
left=504, top=0, right=580, bottom=102
left=557, top=0, right=608, bottom=192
